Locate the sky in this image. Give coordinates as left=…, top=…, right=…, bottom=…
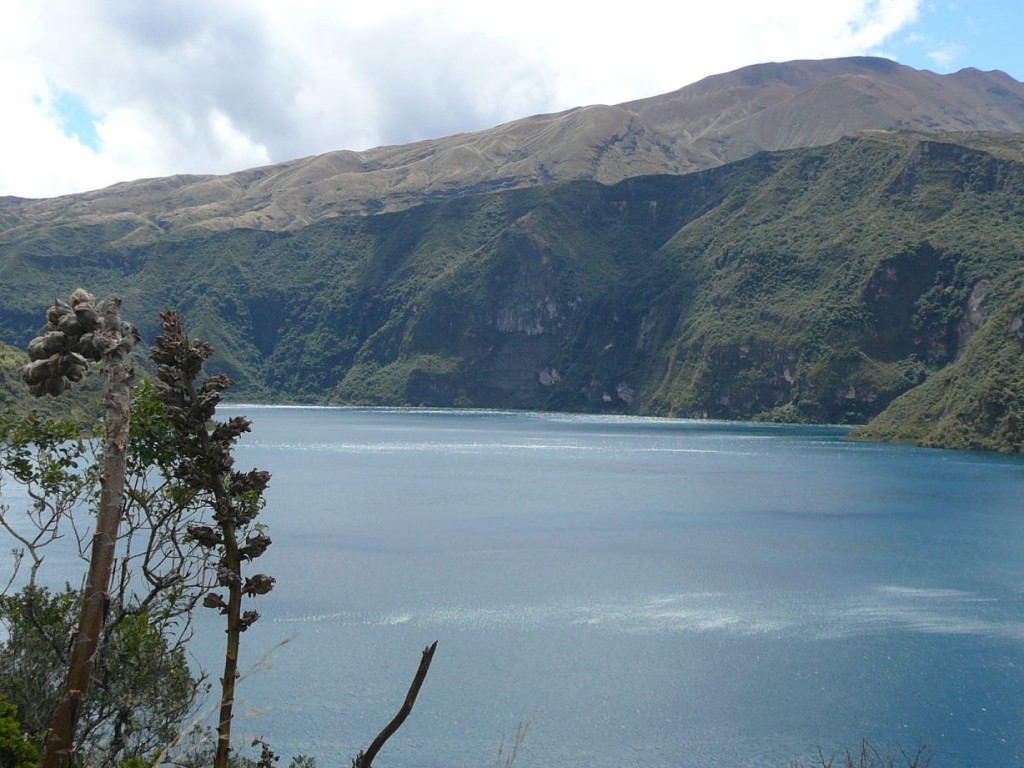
left=1, top=0, right=1021, bottom=199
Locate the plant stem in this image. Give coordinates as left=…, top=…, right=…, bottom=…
left=43, top=300, right=134, bottom=768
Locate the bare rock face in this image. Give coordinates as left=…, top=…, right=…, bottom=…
left=479, top=234, right=569, bottom=399
left=488, top=238, right=564, bottom=336
left=958, top=280, right=991, bottom=355
left=492, top=294, right=560, bottom=336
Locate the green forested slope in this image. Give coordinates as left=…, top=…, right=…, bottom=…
left=0, top=342, right=27, bottom=411
left=0, top=172, right=730, bottom=406
left=645, top=133, right=1024, bottom=426
left=852, top=274, right=1024, bottom=450
left=2, top=131, right=1023, bottom=449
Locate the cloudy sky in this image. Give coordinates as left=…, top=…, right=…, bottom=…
left=1, top=0, right=1020, bottom=199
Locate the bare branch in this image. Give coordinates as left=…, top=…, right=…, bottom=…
left=353, top=640, right=439, bottom=768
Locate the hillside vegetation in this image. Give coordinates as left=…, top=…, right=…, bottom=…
left=2, top=130, right=1024, bottom=449
left=0, top=343, right=28, bottom=412
left=853, top=275, right=1024, bottom=450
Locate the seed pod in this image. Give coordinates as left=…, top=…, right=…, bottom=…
left=21, top=359, right=50, bottom=384
left=51, top=353, right=71, bottom=376
left=64, top=351, right=88, bottom=370
left=57, top=312, right=85, bottom=336
left=74, top=305, right=99, bottom=332
left=50, top=351, right=87, bottom=376
left=237, top=610, right=260, bottom=631
left=91, top=332, right=109, bottom=355
left=26, top=337, right=43, bottom=360
left=62, top=353, right=90, bottom=382
left=217, top=566, right=241, bottom=588
left=243, top=574, right=276, bottom=597
left=71, top=333, right=102, bottom=361
left=46, top=300, right=73, bottom=328
left=187, top=524, right=223, bottom=548
left=43, top=352, right=64, bottom=375
left=45, top=376, right=69, bottom=397
left=27, top=332, right=67, bottom=361
left=69, top=288, right=95, bottom=308
left=203, top=593, right=229, bottom=612
left=239, top=532, right=272, bottom=561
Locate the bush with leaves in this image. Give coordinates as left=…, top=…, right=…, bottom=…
left=0, top=693, right=38, bottom=768
left=0, top=585, right=198, bottom=766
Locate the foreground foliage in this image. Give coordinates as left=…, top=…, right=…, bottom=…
left=0, top=586, right=196, bottom=765
left=0, top=694, right=38, bottom=768
left=0, top=401, right=211, bottom=765
left=2, top=301, right=436, bottom=767
left=0, top=294, right=212, bottom=767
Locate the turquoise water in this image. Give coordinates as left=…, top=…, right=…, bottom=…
left=185, top=409, right=1024, bottom=766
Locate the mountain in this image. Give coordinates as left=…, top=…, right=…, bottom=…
left=621, top=57, right=1024, bottom=159
left=3, top=57, right=1024, bottom=450
left=3, top=57, right=1023, bottom=244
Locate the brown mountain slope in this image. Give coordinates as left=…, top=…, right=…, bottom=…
left=2, top=56, right=1023, bottom=247
left=623, top=56, right=1024, bottom=162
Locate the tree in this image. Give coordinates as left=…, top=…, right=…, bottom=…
left=0, top=411, right=93, bottom=591
left=149, top=311, right=275, bottom=768
left=148, top=310, right=437, bottom=768
left=1, top=291, right=213, bottom=766
left=22, top=290, right=138, bottom=768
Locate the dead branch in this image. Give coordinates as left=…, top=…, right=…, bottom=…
left=352, top=640, right=438, bottom=768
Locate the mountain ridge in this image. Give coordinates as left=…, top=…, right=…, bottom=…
left=3, top=57, right=1024, bottom=245
left=3, top=57, right=1024, bottom=450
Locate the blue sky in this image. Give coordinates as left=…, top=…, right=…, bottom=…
left=1, top=0, right=1021, bottom=199
left=885, top=0, right=1021, bottom=78
left=52, top=91, right=101, bottom=151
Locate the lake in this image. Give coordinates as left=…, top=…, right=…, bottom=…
left=178, top=407, right=1024, bottom=768
left=39, top=406, right=1024, bottom=767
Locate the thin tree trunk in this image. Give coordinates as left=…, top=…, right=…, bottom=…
left=42, top=299, right=134, bottom=768
left=214, top=516, right=241, bottom=768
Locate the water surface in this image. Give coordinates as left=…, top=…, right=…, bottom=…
left=183, top=408, right=1024, bottom=766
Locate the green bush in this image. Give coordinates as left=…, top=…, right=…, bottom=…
left=0, top=695, right=38, bottom=768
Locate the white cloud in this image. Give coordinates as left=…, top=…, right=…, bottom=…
left=927, top=42, right=966, bottom=70
left=0, top=0, right=926, bottom=198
